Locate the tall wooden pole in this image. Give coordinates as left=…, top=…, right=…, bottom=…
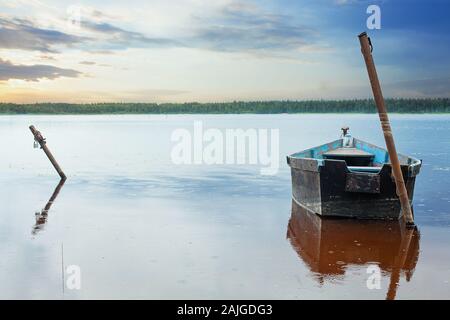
left=358, top=32, right=414, bottom=226
left=29, top=125, right=67, bottom=180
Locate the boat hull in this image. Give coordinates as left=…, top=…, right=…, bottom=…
left=287, top=138, right=421, bottom=220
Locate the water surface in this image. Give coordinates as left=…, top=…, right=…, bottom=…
left=1, top=114, right=449, bottom=299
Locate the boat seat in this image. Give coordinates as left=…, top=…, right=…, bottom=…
left=348, top=166, right=381, bottom=173
left=323, top=148, right=375, bottom=167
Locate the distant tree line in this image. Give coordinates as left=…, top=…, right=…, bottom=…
left=0, top=98, right=449, bottom=114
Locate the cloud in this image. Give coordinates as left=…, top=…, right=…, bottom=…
left=0, top=17, right=86, bottom=52
left=78, top=3, right=319, bottom=54
left=0, top=58, right=81, bottom=81
left=39, top=54, right=57, bottom=61
left=0, top=2, right=320, bottom=57
left=79, top=61, right=96, bottom=65
left=0, top=14, right=180, bottom=53
left=190, top=1, right=317, bottom=53
left=81, top=20, right=183, bottom=49
left=77, top=4, right=316, bottom=54
left=78, top=61, right=111, bottom=67
left=86, top=50, right=116, bottom=55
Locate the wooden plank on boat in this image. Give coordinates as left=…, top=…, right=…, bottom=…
left=345, top=172, right=380, bottom=194
left=287, top=157, right=319, bottom=172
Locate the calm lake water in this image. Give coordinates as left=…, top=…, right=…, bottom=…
left=1, top=114, right=449, bottom=299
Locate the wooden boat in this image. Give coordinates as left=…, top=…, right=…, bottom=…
left=286, top=128, right=421, bottom=220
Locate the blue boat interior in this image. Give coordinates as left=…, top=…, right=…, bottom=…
left=289, top=138, right=420, bottom=173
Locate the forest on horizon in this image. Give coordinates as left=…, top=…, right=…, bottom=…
left=1, top=98, right=449, bottom=114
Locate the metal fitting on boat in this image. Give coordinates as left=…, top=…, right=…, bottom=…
left=341, top=127, right=352, bottom=147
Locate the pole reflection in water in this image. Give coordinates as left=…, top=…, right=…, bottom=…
left=32, top=179, right=66, bottom=235
left=287, top=200, right=420, bottom=300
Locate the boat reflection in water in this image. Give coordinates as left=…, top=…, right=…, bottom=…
left=32, top=179, right=66, bottom=235
left=287, top=200, right=420, bottom=300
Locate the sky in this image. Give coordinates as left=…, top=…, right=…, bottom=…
left=0, top=0, right=449, bottom=103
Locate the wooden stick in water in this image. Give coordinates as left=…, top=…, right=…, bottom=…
left=29, top=125, right=67, bottom=180
left=358, top=32, right=414, bottom=226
